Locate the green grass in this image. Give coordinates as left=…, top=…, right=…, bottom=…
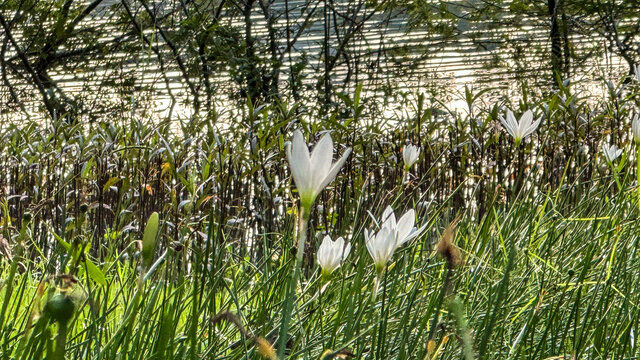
left=3, top=177, right=640, bottom=359
left=1, top=81, right=640, bottom=359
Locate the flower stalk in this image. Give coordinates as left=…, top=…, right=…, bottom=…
left=514, top=142, right=525, bottom=197
left=279, top=130, right=351, bottom=358
left=632, top=115, right=640, bottom=197
left=277, top=205, right=309, bottom=358
left=636, top=146, right=640, bottom=198
left=602, top=144, right=623, bottom=190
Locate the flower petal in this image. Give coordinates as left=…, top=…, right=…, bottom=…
left=381, top=205, right=395, bottom=228
left=317, top=235, right=331, bottom=266
left=365, top=229, right=376, bottom=260
left=315, top=147, right=351, bottom=194
left=518, top=110, right=533, bottom=137
left=310, top=133, right=334, bottom=191
left=523, top=116, right=541, bottom=138
left=383, top=227, right=396, bottom=261
left=500, top=112, right=515, bottom=138
left=342, top=242, right=351, bottom=260
left=403, top=223, right=427, bottom=244
left=288, top=130, right=311, bottom=194
left=395, top=209, right=415, bottom=246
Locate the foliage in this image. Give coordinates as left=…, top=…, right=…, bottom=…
left=1, top=77, right=640, bottom=358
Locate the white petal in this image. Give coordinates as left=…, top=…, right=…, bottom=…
left=310, top=133, right=334, bottom=191
left=374, top=228, right=388, bottom=263
left=342, top=242, right=351, bottom=260
left=395, top=209, right=415, bottom=246
left=403, top=223, right=427, bottom=244
left=315, top=147, right=351, bottom=194
left=403, top=145, right=420, bottom=168
left=328, top=246, right=339, bottom=269
left=320, top=235, right=332, bottom=249
left=402, top=147, right=410, bottom=165
left=317, top=235, right=332, bottom=266
left=520, top=110, right=533, bottom=128
left=523, top=117, right=541, bottom=138
left=382, top=227, right=396, bottom=261
left=365, top=230, right=376, bottom=260
left=381, top=206, right=396, bottom=229
left=288, top=131, right=311, bottom=194
left=500, top=112, right=515, bottom=137
left=506, top=110, right=518, bottom=129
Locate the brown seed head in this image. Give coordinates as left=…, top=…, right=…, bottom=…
left=256, top=337, right=278, bottom=359
left=435, top=217, right=462, bottom=268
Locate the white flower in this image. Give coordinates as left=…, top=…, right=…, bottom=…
left=379, top=206, right=425, bottom=249
left=286, top=130, right=352, bottom=209
left=602, top=144, right=622, bottom=162
left=499, top=109, right=541, bottom=146
left=317, top=235, right=350, bottom=277
left=402, top=144, right=420, bottom=171
left=365, top=206, right=425, bottom=273
left=634, top=64, right=640, bottom=83
left=632, top=115, right=640, bottom=144
left=364, top=226, right=396, bottom=273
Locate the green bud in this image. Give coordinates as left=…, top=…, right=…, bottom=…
left=22, top=212, right=32, bottom=223
left=45, top=294, right=75, bottom=324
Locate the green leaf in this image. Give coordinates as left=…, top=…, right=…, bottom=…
left=142, top=212, right=160, bottom=269
left=50, top=229, right=106, bottom=286
left=85, top=258, right=107, bottom=286
left=51, top=230, right=71, bottom=251
left=102, top=177, right=120, bottom=193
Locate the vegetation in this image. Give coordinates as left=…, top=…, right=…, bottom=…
left=2, top=1, right=640, bottom=358
left=1, top=74, right=640, bottom=359
left=1, top=0, right=637, bottom=121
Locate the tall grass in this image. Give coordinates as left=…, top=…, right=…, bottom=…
left=1, top=78, right=640, bottom=359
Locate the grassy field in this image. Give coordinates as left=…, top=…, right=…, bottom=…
left=1, top=83, right=640, bottom=359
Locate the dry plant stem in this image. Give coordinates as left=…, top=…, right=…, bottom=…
left=278, top=205, right=309, bottom=358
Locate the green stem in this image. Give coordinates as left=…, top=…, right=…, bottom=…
left=318, top=281, right=325, bottom=343
left=636, top=144, right=640, bottom=197
left=52, top=321, right=68, bottom=360
left=427, top=266, right=453, bottom=342
left=376, top=269, right=389, bottom=358
left=371, top=275, right=380, bottom=301
left=277, top=206, right=309, bottom=358
left=611, top=162, right=622, bottom=192
left=515, top=143, right=524, bottom=198
left=0, top=244, right=21, bottom=330
left=98, top=281, right=143, bottom=359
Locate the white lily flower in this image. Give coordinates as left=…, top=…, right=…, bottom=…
left=402, top=144, right=420, bottom=171
left=602, top=144, right=622, bottom=162
left=379, top=206, right=425, bottom=249
left=317, top=235, right=350, bottom=277
left=365, top=206, right=425, bottom=273
left=286, top=130, right=352, bottom=209
left=499, top=109, right=541, bottom=147
left=364, top=226, right=396, bottom=274
left=632, top=115, right=640, bottom=144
